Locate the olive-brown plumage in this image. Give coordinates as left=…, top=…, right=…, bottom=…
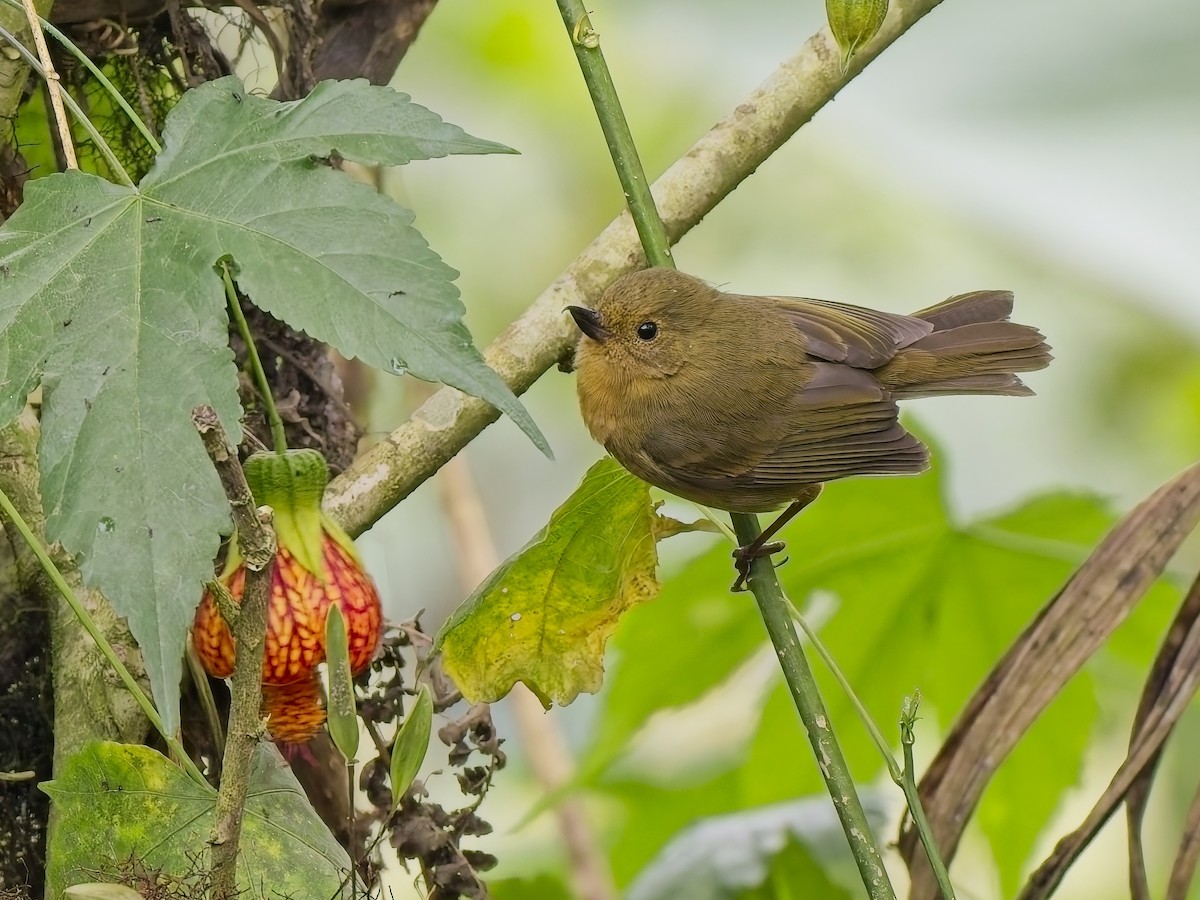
left=569, top=267, right=1051, bottom=515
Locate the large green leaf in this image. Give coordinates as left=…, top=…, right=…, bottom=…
left=41, top=741, right=351, bottom=898
left=0, top=76, right=546, bottom=730
left=436, top=457, right=703, bottom=706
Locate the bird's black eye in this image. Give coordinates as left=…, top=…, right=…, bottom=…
left=636, top=321, right=658, bottom=341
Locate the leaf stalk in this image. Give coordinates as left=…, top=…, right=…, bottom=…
left=222, top=263, right=289, bottom=455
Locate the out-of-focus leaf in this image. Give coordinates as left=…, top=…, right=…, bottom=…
left=490, top=874, right=574, bottom=900
left=390, top=683, right=433, bottom=804
left=626, top=794, right=882, bottom=900
left=42, top=741, right=350, bottom=898
left=436, top=458, right=665, bottom=706
left=736, top=838, right=853, bottom=900
left=325, top=604, right=359, bottom=761
left=0, top=75, right=541, bottom=732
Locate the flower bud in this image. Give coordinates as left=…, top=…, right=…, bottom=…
left=193, top=449, right=383, bottom=743
left=826, top=0, right=888, bottom=72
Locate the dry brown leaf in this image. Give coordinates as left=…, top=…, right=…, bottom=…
left=1017, top=571, right=1200, bottom=899
left=1128, top=572, right=1200, bottom=899
left=1168, top=781, right=1200, bottom=900
left=901, top=462, right=1200, bottom=899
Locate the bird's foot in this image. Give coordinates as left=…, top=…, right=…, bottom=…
left=731, top=540, right=786, bottom=592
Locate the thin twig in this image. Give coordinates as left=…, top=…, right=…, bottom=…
left=557, top=1, right=672, bottom=269
left=0, top=21, right=133, bottom=185
left=194, top=405, right=277, bottom=900
left=19, top=0, right=75, bottom=168
left=322, top=0, right=951, bottom=539
left=785, top=598, right=957, bottom=892
left=437, top=453, right=620, bottom=900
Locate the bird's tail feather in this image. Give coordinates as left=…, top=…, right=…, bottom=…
left=877, top=290, right=1052, bottom=399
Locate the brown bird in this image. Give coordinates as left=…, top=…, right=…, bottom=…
left=567, top=267, right=1051, bottom=590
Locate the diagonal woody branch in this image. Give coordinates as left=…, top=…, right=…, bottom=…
left=322, top=0, right=949, bottom=537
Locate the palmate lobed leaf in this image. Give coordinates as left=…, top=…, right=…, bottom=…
left=41, top=741, right=351, bottom=897
left=436, top=457, right=693, bottom=706
left=0, top=76, right=546, bottom=731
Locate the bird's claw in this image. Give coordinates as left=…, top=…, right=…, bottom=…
left=730, top=540, right=786, bottom=592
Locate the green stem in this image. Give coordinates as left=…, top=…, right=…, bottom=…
left=222, top=263, right=288, bottom=454
left=787, top=598, right=903, bottom=784
left=555, top=0, right=673, bottom=270
left=0, top=485, right=207, bottom=786
left=554, top=2, right=894, bottom=896
left=789, top=599, right=957, bottom=894
left=0, top=22, right=134, bottom=186
left=901, top=694, right=956, bottom=899
left=733, top=513, right=895, bottom=898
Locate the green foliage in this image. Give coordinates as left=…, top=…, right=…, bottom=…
left=584, top=442, right=1177, bottom=889
left=0, top=75, right=546, bottom=731
left=437, top=458, right=695, bottom=706
left=41, top=741, right=351, bottom=898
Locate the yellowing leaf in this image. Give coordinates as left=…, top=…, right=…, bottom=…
left=42, top=741, right=351, bottom=898
left=436, top=458, right=663, bottom=706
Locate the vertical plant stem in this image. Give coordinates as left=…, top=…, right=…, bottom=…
left=194, top=405, right=277, bottom=900
left=900, top=695, right=956, bottom=899
left=222, top=264, right=289, bottom=454
left=788, top=598, right=957, bottom=892
left=19, top=0, right=75, bottom=168
left=0, top=485, right=208, bottom=786
left=554, top=2, right=895, bottom=896
left=556, top=0, right=672, bottom=270
left=732, top=513, right=895, bottom=897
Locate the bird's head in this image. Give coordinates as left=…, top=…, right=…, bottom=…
left=567, top=268, right=716, bottom=380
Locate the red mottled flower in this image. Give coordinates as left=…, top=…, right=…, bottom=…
left=193, top=449, right=383, bottom=743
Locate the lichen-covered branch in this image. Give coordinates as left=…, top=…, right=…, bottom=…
left=323, top=0, right=948, bottom=538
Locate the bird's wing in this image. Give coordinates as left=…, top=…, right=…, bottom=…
left=639, top=362, right=929, bottom=499
left=766, top=295, right=934, bottom=368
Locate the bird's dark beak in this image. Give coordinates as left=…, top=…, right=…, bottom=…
left=567, top=305, right=609, bottom=341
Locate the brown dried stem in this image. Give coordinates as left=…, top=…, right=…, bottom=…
left=193, top=405, right=277, bottom=900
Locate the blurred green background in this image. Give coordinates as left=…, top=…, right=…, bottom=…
left=267, top=0, right=1197, bottom=896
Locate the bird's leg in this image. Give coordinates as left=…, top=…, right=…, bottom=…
left=731, top=484, right=823, bottom=591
